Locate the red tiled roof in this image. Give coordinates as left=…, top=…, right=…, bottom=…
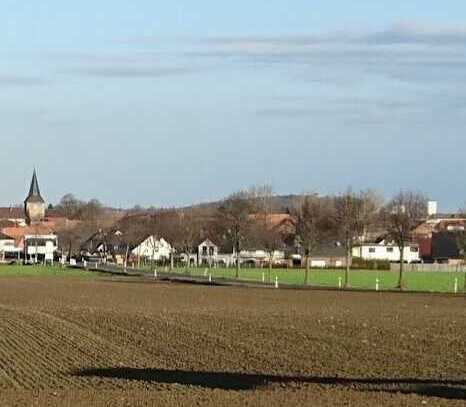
left=3, top=225, right=55, bottom=238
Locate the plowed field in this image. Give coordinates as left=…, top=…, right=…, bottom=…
left=0, top=277, right=464, bottom=406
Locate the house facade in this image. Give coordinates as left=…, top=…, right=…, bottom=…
left=0, top=232, right=21, bottom=261
left=24, top=234, right=58, bottom=264
left=412, top=217, right=466, bottom=263
left=131, top=236, right=172, bottom=262
left=352, top=242, right=420, bottom=263
left=197, top=239, right=218, bottom=266
left=292, top=243, right=348, bottom=268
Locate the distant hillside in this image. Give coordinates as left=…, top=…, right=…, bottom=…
left=186, top=194, right=303, bottom=213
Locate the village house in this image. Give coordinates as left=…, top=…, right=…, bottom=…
left=352, top=239, right=420, bottom=263
left=0, top=232, right=20, bottom=261
left=298, top=244, right=348, bottom=268
left=24, top=234, right=58, bottom=264
left=131, top=236, right=172, bottom=262
left=81, top=229, right=127, bottom=264
left=237, top=249, right=286, bottom=267
left=82, top=229, right=173, bottom=266
left=412, top=213, right=466, bottom=263
left=197, top=239, right=218, bottom=266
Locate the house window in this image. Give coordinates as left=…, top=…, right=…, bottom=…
left=410, top=247, right=419, bottom=253
left=209, top=247, right=215, bottom=256
left=202, top=247, right=208, bottom=256
left=368, top=247, right=376, bottom=253
left=386, top=247, right=394, bottom=253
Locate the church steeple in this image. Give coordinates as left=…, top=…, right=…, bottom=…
left=25, top=169, right=44, bottom=204
left=24, top=170, right=46, bottom=225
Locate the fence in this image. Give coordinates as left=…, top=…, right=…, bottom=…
left=390, top=263, right=466, bottom=273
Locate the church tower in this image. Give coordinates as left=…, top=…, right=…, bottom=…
left=24, top=170, right=46, bottom=225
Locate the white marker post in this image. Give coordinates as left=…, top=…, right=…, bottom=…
left=154, top=269, right=158, bottom=279
left=454, top=278, right=458, bottom=294
left=376, top=278, right=380, bottom=292
left=262, top=272, right=265, bottom=283
left=275, top=276, right=279, bottom=289
left=209, top=273, right=212, bottom=283
left=338, top=277, right=342, bottom=289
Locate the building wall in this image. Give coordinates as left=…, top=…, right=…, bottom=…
left=353, top=244, right=420, bottom=263
left=131, top=236, right=172, bottom=261
left=25, top=202, right=46, bottom=224
left=24, top=234, right=58, bottom=261
left=0, top=239, right=15, bottom=252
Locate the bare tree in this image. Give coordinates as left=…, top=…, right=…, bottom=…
left=294, top=194, right=333, bottom=286
left=263, top=224, right=284, bottom=283
left=384, top=191, right=427, bottom=289
left=217, top=191, right=255, bottom=278
left=334, top=189, right=381, bottom=288
left=249, top=214, right=284, bottom=283
left=166, top=209, right=201, bottom=269
left=55, top=194, right=105, bottom=222
left=149, top=209, right=181, bottom=270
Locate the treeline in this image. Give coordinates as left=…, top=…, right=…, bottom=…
left=111, top=187, right=429, bottom=287
left=55, top=187, right=434, bottom=288
left=53, top=194, right=105, bottom=222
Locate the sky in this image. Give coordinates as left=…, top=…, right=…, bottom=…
left=1, top=1, right=466, bottom=210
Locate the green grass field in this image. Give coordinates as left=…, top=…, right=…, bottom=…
left=1, top=264, right=464, bottom=293
left=169, top=266, right=466, bottom=293
left=0, top=265, right=97, bottom=279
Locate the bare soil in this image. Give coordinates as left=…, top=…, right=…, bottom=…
left=0, top=277, right=464, bottom=406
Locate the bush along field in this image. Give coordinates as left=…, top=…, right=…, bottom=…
left=159, top=266, right=466, bottom=294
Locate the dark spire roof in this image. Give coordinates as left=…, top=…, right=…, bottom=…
left=25, top=170, right=45, bottom=204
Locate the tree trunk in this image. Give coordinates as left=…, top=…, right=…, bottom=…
left=269, top=254, right=273, bottom=283
left=305, top=251, right=310, bottom=286
left=235, top=238, right=240, bottom=279
left=398, top=245, right=405, bottom=289
left=124, top=245, right=129, bottom=270
left=345, top=244, right=351, bottom=288
left=186, top=250, right=191, bottom=272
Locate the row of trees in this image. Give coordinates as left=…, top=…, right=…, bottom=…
left=118, top=187, right=427, bottom=288
left=55, top=187, right=428, bottom=289
left=53, top=194, right=105, bottom=222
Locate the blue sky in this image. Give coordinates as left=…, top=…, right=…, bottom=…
left=1, top=1, right=466, bottom=210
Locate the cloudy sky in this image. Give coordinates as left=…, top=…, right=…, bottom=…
left=1, top=1, right=466, bottom=210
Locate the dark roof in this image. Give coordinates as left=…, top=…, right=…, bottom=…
left=312, top=243, right=346, bottom=258
left=24, top=170, right=45, bottom=204
left=295, top=241, right=346, bottom=257
left=81, top=229, right=149, bottom=255
left=197, top=238, right=218, bottom=247
left=0, top=232, right=14, bottom=240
